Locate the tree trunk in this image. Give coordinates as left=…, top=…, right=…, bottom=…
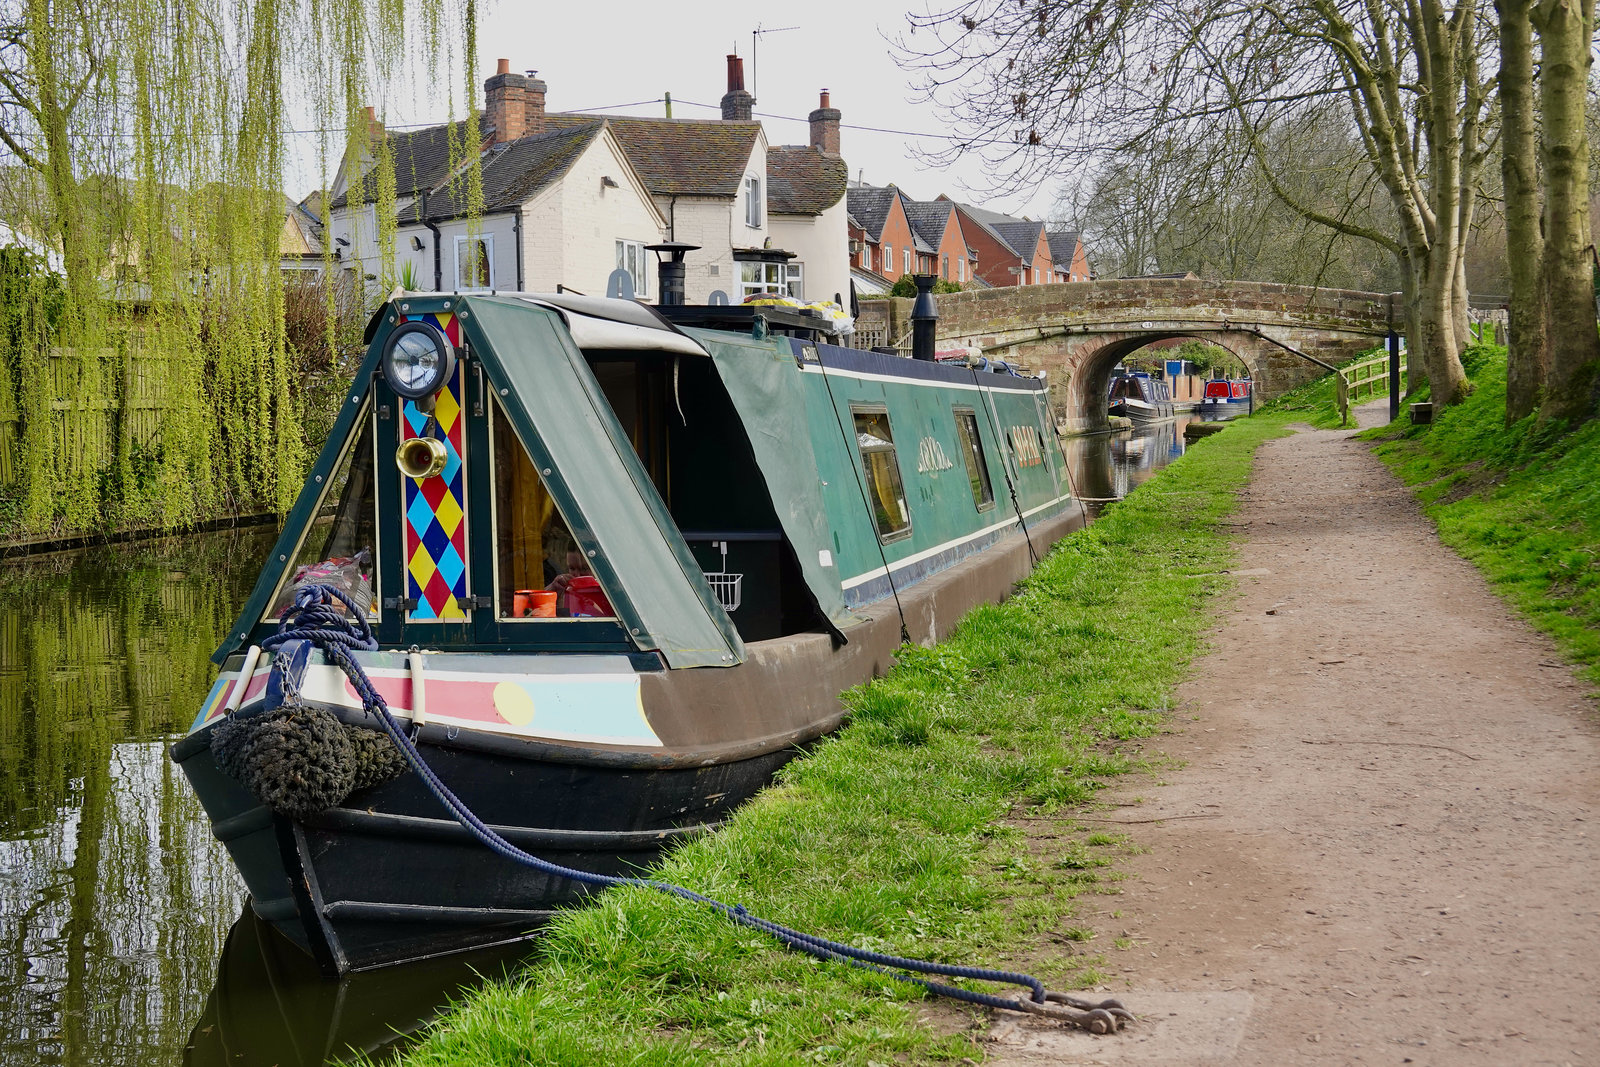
left=1399, top=257, right=1429, bottom=396
left=1535, top=0, right=1600, bottom=425
left=1410, top=0, right=1470, bottom=408
left=1498, top=0, right=1548, bottom=423
left=1414, top=245, right=1466, bottom=403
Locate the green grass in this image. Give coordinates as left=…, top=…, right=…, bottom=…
left=1253, top=348, right=1394, bottom=429
left=392, top=416, right=1292, bottom=1066
left=1365, top=342, right=1600, bottom=689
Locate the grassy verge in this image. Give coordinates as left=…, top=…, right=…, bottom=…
left=395, top=416, right=1291, bottom=1066
left=1252, top=348, right=1391, bottom=429
left=1365, top=343, right=1600, bottom=688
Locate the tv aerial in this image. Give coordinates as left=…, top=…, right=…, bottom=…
left=749, top=23, right=799, bottom=101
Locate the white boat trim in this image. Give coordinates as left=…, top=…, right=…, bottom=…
left=841, top=492, right=1074, bottom=590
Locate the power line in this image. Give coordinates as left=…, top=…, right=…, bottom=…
left=0, top=98, right=674, bottom=142
left=670, top=97, right=1029, bottom=150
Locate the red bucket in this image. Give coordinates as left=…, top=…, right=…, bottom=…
left=565, top=576, right=612, bottom=617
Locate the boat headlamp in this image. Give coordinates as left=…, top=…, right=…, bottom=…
left=381, top=321, right=456, bottom=401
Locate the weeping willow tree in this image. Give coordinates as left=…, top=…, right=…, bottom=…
left=0, top=0, right=480, bottom=535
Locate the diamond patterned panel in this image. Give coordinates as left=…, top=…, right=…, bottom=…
left=399, top=314, right=468, bottom=622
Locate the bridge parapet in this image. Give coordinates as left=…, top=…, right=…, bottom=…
left=870, top=278, right=1397, bottom=434
left=931, top=279, right=1394, bottom=349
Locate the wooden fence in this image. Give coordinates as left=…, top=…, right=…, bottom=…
left=1336, top=351, right=1407, bottom=426
left=0, top=346, right=176, bottom=488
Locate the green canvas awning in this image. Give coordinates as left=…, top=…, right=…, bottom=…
left=687, top=329, right=858, bottom=635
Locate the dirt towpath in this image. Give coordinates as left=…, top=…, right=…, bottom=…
left=987, top=405, right=1600, bottom=1065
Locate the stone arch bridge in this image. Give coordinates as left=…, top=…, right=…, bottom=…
left=911, top=279, right=1396, bottom=433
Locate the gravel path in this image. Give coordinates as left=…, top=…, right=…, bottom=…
left=987, top=406, right=1600, bottom=1065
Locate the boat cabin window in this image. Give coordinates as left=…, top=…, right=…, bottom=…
left=852, top=407, right=912, bottom=543
left=952, top=407, right=995, bottom=512
left=589, top=357, right=671, bottom=499
left=491, top=400, right=618, bottom=620
left=266, top=408, right=378, bottom=620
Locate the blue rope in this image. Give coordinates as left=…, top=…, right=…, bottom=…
left=263, top=584, right=1054, bottom=1011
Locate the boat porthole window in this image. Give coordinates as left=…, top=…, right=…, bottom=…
left=851, top=407, right=912, bottom=543
left=952, top=407, right=996, bottom=512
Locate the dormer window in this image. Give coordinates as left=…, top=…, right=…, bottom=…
left=744, top=176, right=762, bottom=227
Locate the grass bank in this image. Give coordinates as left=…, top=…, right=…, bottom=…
left=395, top=416, right=1290, bottom=1066
left=1363, top=343, right=1600, bottom=688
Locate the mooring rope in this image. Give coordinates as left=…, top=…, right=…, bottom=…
left=254, top=584, right=1133, bottom=1033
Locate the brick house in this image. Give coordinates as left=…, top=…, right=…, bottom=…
left=1046, top=229, right=1092, bottom=283
left=941, top=201, right=1058, bottom=287
left=899, top=196, right=975, bottom=286
left=848, top=184, right=1089, bottom=290
left=845, top=184, right=918, bottom=286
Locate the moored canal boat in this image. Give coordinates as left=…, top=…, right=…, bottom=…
left=172, top=283, right=1078, bottom=975
left=1106, top=372, right=1175, bottom=423
left=1198, top=377, right=1252, bottom=418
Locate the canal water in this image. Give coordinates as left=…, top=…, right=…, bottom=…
left=0, top=414, right=1204, bottom=1066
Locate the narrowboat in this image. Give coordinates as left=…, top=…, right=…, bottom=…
left=171, top=279, right=1079, bottom=975
left=1198, top=377, right=1252, bottom=418
left=1106, top=372, right=1175, bottom=423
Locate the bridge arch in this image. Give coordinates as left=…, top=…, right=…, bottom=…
left=922, top=278, right=1393, bottom=433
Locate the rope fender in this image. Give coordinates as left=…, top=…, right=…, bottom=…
left=257, top=584, right=1135, bottom=1034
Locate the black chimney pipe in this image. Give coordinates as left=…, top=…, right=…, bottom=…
left=646, top=242, right=699, bottom=306
left=910, top=274, right=938, bottom=361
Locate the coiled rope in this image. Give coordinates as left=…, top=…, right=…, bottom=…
left=258, top=584, right=1132, bottom=1033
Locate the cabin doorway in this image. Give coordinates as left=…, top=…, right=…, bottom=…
left=585, top=350, right=824, bottom=643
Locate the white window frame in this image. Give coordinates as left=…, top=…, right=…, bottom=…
left=454, top=233, right=495, bottom=291
left=883, top=244, right=892, bottom=273
left=615, top=239, right=650, bottom=298
left=903, top=248, right=911, bottom=275
left=744, top=176, right=762, bottom=228
left=738, top=259, right=802, bottom=300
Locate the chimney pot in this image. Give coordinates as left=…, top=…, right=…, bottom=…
left=819, top=89, right=830, bottom=109
left=720, top=55, right=753, bottom=121
left=497, top=57, right=510, bottom=75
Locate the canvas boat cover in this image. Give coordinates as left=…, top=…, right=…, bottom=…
left=683, top=328, right=858, bottom=635
left=465, top=296, right=744, bottom=669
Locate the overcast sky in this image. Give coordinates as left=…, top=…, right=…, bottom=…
left=289, top=0, right=1067, bottom=223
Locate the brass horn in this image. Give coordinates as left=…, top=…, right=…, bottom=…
left=396, top=436, right=448, bottom=480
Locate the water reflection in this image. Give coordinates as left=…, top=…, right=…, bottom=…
left=0, top=532, right=276, bottom=1067
left=0, top=529, right=544, bottom=1067
left=1061, top=413, right=1204, bottom=517
left=184, top=907, right=535, bottom=1066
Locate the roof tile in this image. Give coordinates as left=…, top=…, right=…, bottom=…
left=546, top=115, right=760, bottom=197
left=767, top=146, right=846, bottom=215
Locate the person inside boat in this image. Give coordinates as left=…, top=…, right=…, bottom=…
left=546, top=547, right=592, bottom=615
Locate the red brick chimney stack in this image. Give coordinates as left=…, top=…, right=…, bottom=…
left=808, top=89, right=840, bottom=155
left=524, top=69, right=548, bottom=138
left=721, top=55, right=754, bottom=121
left=484, top=57, right=529, bottom=144
left=359, top=105, right=387, bottom=148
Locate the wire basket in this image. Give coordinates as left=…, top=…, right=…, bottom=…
left=703, top=540, right=743, bottom=613
left=704, top=571, right=743, bottom=613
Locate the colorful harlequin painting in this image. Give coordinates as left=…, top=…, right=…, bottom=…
left=401, top=313, right=469, bottom=620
